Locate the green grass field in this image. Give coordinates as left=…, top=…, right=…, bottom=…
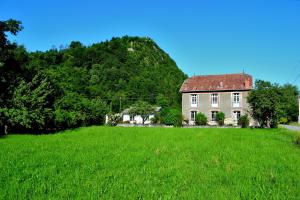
left=1, top=127, right=300, bottom=199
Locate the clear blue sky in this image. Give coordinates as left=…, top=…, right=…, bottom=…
left=2, top=0, right=300, bottom=88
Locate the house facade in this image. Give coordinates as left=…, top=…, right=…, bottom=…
left=180, top=73, right=253, bottom=125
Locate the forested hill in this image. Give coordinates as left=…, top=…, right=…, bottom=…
left=31, top=36, right=187, bottom=109
left=1, top=20, right=187, bottom=131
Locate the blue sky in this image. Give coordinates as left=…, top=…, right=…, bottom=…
left=2, top=0, right=300, bottom=88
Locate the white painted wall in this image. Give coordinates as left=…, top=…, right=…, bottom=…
left=122, top=114, right=155, bottom=124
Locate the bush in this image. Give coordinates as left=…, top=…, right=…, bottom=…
left=238, top=115, right=249, bottom=128
left=150, top=115, right=160, bottom=124
left=216, top=112, right=225, bottom=126
left=107, top=114, right=121, bottom=126
left=296, top=134, right=300, bottom=146
left=195, top=112, right=207, bottom=125
left=279, top=117, right=288, bottom=124
left=161, top=108, right=183, bottom=127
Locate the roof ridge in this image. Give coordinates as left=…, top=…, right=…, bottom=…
left=191, top=73, right=251, bottom=78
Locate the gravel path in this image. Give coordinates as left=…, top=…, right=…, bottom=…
left=281, top=125, right=300, bottom=131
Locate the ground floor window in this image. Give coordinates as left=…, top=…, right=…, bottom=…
left=191, top=111, right=197, bottom=121
left=233, top=111, right=241, bottom=122
left=211, top=111, right=218, bottom=121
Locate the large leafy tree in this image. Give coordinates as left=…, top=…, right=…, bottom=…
left=278, top=84, right=299, bottom=122
left=247, top=80, right=299, bottom=128
left=129, top=101, right=156, bottom=124
left=0, top=73, right=54, bottom=130
left=247, top=80, right=280, bottom=128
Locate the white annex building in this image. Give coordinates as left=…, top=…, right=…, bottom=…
left=122, top=107, right=161, bottom=124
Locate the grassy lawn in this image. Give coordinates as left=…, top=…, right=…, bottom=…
left=0, top=127, right=300, bottom=199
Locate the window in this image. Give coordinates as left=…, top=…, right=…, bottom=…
left=233, top=111, right=241, bottom=122
left=211, top=111, right=218, bottom=121
left=211, top=93, right=218, bottom=107
left=191, top=94, right=197, bottom=107
left=191, top=111, right=197, bottom=121
left=232, top=93, right=240, bottom=107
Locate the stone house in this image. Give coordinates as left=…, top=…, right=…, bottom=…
left=180, top=73, right=253, bottom=125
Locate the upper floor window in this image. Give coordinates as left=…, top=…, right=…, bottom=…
left=191, top=94, right=197, bottom=107
left=232, top=93, right=241, bottom=107
left=211, top=93, right=218, bottom=107
left=191, top=111, right=197, bottom=121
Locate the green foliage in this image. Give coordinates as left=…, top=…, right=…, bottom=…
left=238, top=115, right=250, bottom=128
left=0, top=73, right=54, bottom=130
left=128, top=101, right=156, bottom=124
left=0, top=19, right=187, bottom=131
left=106, top=114, right=121, bottom=126
left=161, top=108, right=183, bottom=127
left=150, top=115, right=160, bottom=124
left=278, top=84, right=299, bottom=122
left=296, top=134, right=300, bottom=146
left=1, top=127, right=300, bottom=199
left=216, top=112, right=225, bottom=126
left=54, top=93, right=107, bottom=129
left=195, top=112, right=208, bottom=125
left=279, top=117, right=288, bottom=125
left=248, top=80, right=280, bottom=128
left=248, top=80, right=299, bottom=128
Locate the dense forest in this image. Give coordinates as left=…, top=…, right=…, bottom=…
left=0, top=19, right=187, bottom=132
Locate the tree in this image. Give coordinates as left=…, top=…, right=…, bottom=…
left=160, top=108, right=183, bottom=127
left=278, top=84, right=299, bottom=122
left=129, top=101, right=156, bottom=124
left=0, top=19, right=23, bottom=49
left=247, top=80, right=281, bottom=128
left=0, top=73, right=54, bottom=131
left=238, top=115, right=249, bottom=128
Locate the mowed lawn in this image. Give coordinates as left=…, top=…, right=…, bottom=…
left=1, top=127, right=300, bottom=199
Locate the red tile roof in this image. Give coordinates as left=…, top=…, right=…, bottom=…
left=180, top=73, right=253, bottom=92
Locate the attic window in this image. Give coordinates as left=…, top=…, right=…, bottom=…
left=219, top=81, right=223, bottom=87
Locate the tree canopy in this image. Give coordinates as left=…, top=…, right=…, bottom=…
left=247, top=80, right=299, bottom=128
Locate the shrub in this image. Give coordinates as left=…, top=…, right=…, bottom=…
left=195, top=112, right=207, bottom=125
left=238, top=115, right=249, bottom=128
left=279, top=117, right=288, bottom=125
left=296, top=134, right=300, bottom=146
left=216, top=112, right=225, bottom=126
left=150, top=115, right=160, bottom=124
left=161, top=108, right=183, bottom=127
left=107, top=114, right=121, bottom=126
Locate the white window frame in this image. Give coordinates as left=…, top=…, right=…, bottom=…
left=211, top=93, right=218, bottom=107
left=232, top=92, right=241, bottom=107
left=191, top=111, right=197, bottom=121
left=191, top=94, right=197, bottom=107
left=232, top=110, right=241, bottom=123
left=211, top=111, right=218, bottom=121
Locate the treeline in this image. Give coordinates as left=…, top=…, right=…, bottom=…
left=0, top=19, right=187, bottom=133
